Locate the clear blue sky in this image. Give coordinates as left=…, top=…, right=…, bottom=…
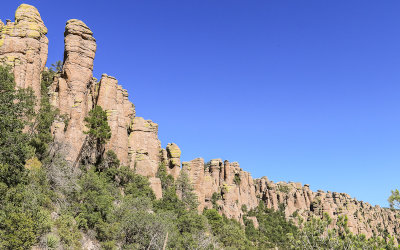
left=2, top=1, right=400, bottom=207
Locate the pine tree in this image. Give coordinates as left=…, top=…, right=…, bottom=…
left=176, top=170, right=199, bottom=210
left=0, top=65, right=35, bottom=186
left=82, top=105, right=111, bottom=165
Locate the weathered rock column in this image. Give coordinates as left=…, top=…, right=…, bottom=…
left=182, top=158, right=205, bottom=212
left=0, top=4, right=48, bottom=102
left=97, top=74, right=135, bottom=166
left=50, top=19, right=96, bottom=163
left=128, top=117, right=161, bottom=177
left=166, top=143, right=181, bottom=179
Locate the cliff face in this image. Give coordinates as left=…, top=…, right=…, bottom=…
left=1, top=4, right=399, bottom=240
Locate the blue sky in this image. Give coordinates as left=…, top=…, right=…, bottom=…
left=2, top=1, right=400, bottom=207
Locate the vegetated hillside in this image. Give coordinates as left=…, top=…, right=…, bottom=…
left=0, top=4, right=399, bottom=249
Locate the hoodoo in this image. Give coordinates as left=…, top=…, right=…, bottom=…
left=0, top=4, right=399, bottom=248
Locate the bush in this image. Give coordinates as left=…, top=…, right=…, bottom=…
left=55, top=214, right=82, bottom=249
left=46, top=233, right=60, bottom=249
left=204, top=209, right=252, bottom=249
left=234, top=173, right=241, bottom=185
left=211, top=192, right=222, bottom=209
left=157, top=163, right=175, bottom=191
left=246, top=202, right=298, bottom=248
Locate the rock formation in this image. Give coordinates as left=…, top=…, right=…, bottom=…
left=1, top=4, right=399, bottom=241
left=166, top=143, right=181, bottom=179
left=97, top=74, right=135, bottom=166
left=0, top=4, right=48, bottom=102
left=180, top=157, right=400, bottom=238
left=254, top=179, right=400, bottom=238
left=128, top=117, right=161, bottom=177
left=182, top=158, right=206, bottom=212
left=50, top=19, right=97, bottom=163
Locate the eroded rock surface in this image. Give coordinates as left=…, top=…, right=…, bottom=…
left=50, top=19, right=97, bottom=163
left=128, top=117, right=161, bottom=177
left=182, top=158, right=205, bottom=212
left=254, top=179, right=400, bottom=238
left=166, top=143, right=181, bottom=179
left=2, top=4, right=399, bottom=241
left=180, top=157, right=400, bottom=239
left=0, top=4, right=48, bottom=101
left=97, top=74, right=135, bottom=166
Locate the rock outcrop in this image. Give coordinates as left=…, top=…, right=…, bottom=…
left=182, top=158, right=206, bottom=212
left=97, top=74, right=135, bottom=166
left=178, top=157, right=400, bottom=238
left=254, top=179, right=400, bottom=238
left=128, top=117, right=161, bottom=177
left=0, top=4, right=48, bottom=102
left=1, top=4, right=399, bottom=240
left=50, top=19, right=97, bottom=163
left=166, top=143, right=181, bottom=179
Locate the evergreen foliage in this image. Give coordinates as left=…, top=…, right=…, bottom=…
left=84, top=105, right=111, bottom=145
left=0, top=65, right=35, bottom=186
left=30, top=65, right=58, bottom=159
left=389, top=189, right=400, bottom=209
left=176, top=169, right=199, bottom=210
left=82, top=105, right=111, bottom=165
left=246, top=202, right=298, bottom=248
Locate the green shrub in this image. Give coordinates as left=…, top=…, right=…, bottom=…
left=46, top=233, right=60, bottom=249
left=247, top=202, right=298, bottom=248
left=157, top=163, right=175, bottom=191
left=211, top=192, right=222, bottom=209
left=278, top=184, right=290, bottom=194
left=55, top=214, right=82, bottom=249
left=233, top=173, right=241, bottom=185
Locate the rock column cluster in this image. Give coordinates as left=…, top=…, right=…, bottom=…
left=1, top=4, right=399, bottom=240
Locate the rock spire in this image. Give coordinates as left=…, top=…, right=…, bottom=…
left=0, top=4, right=48, bottom=102
left=1, top=4, right=399, bottom=240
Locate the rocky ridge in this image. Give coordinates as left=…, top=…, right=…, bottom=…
left=1, top=4, right=399, bottom=240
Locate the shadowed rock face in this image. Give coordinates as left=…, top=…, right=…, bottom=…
left=2, top=4, right=400, bottom=240
left=0, top=4, right=48, bottom=102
